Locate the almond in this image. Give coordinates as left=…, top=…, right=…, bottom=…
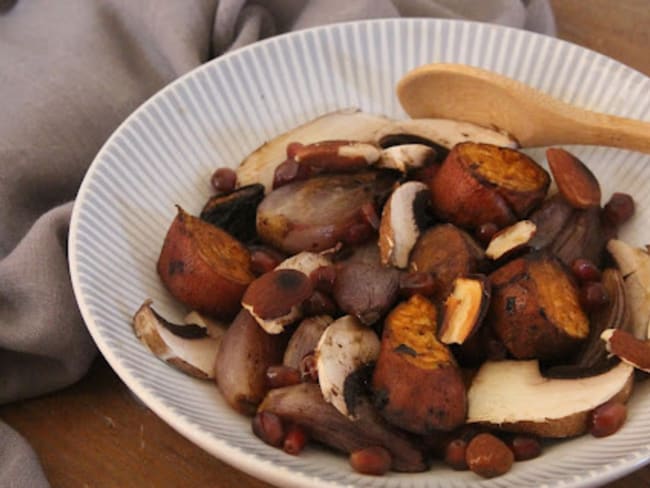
left=546, top=147, right=601, bottom=209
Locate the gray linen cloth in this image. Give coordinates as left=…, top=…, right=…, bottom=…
left=0, top=0, right=554, bottom=485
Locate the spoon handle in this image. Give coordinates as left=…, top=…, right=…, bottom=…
left=569, top=112, right=650, bottom=154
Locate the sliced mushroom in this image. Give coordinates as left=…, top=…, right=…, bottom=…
left=376, top=144, right=437, bottom=173
left=316, top=315, right=381, bottom=418
left=374, top=119, right=518, bottom=152
left=467, top=359, right=634, bottom=438
left=199, top=184, right=265, bottom=242
left=379, top=181, right=431, bottom=269
left=236, top=109, right=392, bottom=192
left=133, top=300, right=225, bottom=380
left=607, top=239, right=650, bottom=339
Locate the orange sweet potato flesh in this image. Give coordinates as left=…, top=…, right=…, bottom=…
left=409, top=224, right=485, bottom=300
left=372, top=295, right=467, bottom=433
left=157, top=207, right=254, bottom=320
left=488, top=254, right=589, bottom=361
left=429, top=142, right=550, bottom=230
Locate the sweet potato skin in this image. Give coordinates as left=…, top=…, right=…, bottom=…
left=409, top=224, right=485, bottom=300
left=488, top=254, right=589, bottom=361
left=429, top=143, right=549, bottom=230
left=157, top=207, right=253, bottom=320
left=371, top=295, right=467, bottom=433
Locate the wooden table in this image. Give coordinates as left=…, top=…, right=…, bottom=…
left=2, top=1, right=650, bottom=486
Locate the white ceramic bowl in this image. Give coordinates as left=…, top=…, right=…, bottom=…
left=69, top=18, right=650, bottom=488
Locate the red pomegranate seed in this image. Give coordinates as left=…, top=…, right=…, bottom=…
left=571, top=258, right=602, bottom=283
left=589, top=400, right=627, bottom=438
left=349, top=446, right=392, bottom=475
left=283, top=424, right=308, bottom=455
left=252, top=411, right=285, bottom=447
left=603, top=192, right=635, bottom=227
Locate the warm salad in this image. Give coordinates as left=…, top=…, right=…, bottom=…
left=132, top=70, right=650, bottom=480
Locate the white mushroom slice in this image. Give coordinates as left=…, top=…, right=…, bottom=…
left=183, top=311, right=227, bottom=339
left=376, top=144, right=436, bottom=173
left=133, top=301, right=224, bottom=380
left=379, top=181, right=430, bottom=268
left=467, top=360, right=634, bottom=438
left=607, top=239, right=650, bottom=339
left=374, top=118, right=518, bottom=150
left=236, top=109, right=392, bottom=192
left=275, top=251, right=332, bottom=276
left=316, top=315, right=381, bottom=419
left=485, top=220, right=537, bottom=260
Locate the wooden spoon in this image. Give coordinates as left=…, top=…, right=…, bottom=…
left=397, top=63, right=650, bottom=153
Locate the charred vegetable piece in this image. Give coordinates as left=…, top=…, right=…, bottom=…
left=409, top=224, right=485, bottom=300
left=157, top=207, right=254, bottom=321
left=429, top=142, right=550, bottom=230
left=543, top=268, right=627, bottom=378
left=258, top=383, right=428, bottom=472
left=333, top=260, right=400, bottom=326
left=214, top=309, right=286, bottom=415
left=489, top=253, right=589, bottom=361
left=372, top=295, right=467, bottom=433
left=467, top=360, right=634, bottom=438
left=551, top=206, right=605, bottom=268
left=256, top=171, right=397, bottom=254
left=200, top=184, right=265, bottom=242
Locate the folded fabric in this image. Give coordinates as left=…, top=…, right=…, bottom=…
left=0, top=0, right=555, bottom=486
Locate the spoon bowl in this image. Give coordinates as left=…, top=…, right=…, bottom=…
left=398, top=63, right=650, bottom=153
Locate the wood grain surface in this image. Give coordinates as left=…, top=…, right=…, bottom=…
left=3, top=1, right=650, bottom=487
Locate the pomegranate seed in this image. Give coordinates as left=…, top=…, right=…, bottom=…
left=349, top=446, right=392, bottom=475
left=580, top=281, right=609, bottom=311
left=475, top=222, right=499, bottom=246
left=286, top=142, right=304, bottom=159
left=283, top=424, right=308, bottom=455
left=210, top=167, right=237, bottom=194
left=272, top=159, right=311, bottom=189
left=266, top=365, right=302, bottom=389
left=399, top=271, right=438, bottom=298
left=303, top=290, right=339, bottom=316
left=444, top=439, right=469, bottom=470
left=300, top=353, right=319, bottom=383
left=252, top=411, right=285, bottom=447
left=589, top=400, right=627, bottom=437
left=571, top=258, right=602, bottom=283
left=309, top=265, right=337, bottom=294
left=603, top=192, right=635, bottom=227
left=507, top=435, right=542, bottom=461
left=250, top=248, right=283, bottom=275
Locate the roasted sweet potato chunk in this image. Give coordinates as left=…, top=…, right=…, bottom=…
left=489, top=254, right=589, bottom=361
left=429, top=142, right=550, bottom=230
left=409, top=224, right=485, bottom=300
left=372, top=295, right=467, bottom=433
left=157, top=207, right=254, bottom=320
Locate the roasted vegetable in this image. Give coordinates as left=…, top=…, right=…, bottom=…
left=372, top=295, right=467, bottom=433
left=429, top=142, right=550, bottom=230
left=157, top=207, right=254, bottom=320
left=488, top=253, right=589, bottom=361
left=200, top=184, right=265, bottom=242
left=215, top=309, right=286, bottom=415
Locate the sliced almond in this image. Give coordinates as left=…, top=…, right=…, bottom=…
left=379, top=181, right=430, bottom=269
left=293, top=140, right=381, bottom=172
left=275, top=251, right=332, bottom=276
left=133, top=301, right=224, bottom=379
left=485, top=220, right=537, bottom=260
left=439, top=275, right=490, bottom=345
left=602, top=328, right=650, bottom=372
